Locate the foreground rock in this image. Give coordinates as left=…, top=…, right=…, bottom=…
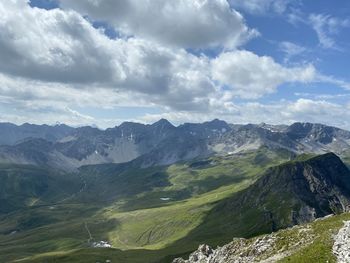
left=333, top=220, right=350, bottom=263
left=173, top=224, right=314, bottom=263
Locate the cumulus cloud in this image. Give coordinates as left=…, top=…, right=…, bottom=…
left=211, top=50, right=316, bottom=99
left=59, top=0, right=258, bottom=49
left=1, top=0, right=319, bottom=112
left=0, top=0, right=116, bottom=83
left=0, top=0, right=218, bottom=111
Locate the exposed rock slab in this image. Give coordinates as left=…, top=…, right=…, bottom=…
left=333, top=220, right=350, bottom=263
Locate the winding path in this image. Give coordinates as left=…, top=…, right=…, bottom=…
left=84, top=222, right=93, bottom=243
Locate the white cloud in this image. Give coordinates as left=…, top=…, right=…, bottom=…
left=279, top=41, right=307, bottom=61
left=211, top=50, right=316, bottom=99
left=0, top=0, right=219, bottom=111
left=0, top=0, right=116, bottom=83
left=287, top=8, right=305, bottom=25
left=140, top=99, right=350, bottom=130
left=59, top=0, right=258, bottom=49
left=229, top=0, right=296, bottom=15
left=316, top=75, right=350, bottom=90
left=309, top=14, right=350, bottom=49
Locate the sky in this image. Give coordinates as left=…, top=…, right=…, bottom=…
left=0, top=0, right=350, bottom=129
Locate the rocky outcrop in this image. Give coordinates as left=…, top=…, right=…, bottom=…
left=173, top=224, right=315, bottom=263
left=333, top=220, right=350, bottom=263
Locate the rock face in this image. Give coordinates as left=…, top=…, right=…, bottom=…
left=333, top=220, right=350, bottom=263
left=249, top=152, right=350, bottom=224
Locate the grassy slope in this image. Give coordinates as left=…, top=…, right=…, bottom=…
left=0, top=148, right=293, bottom=263
left=279, top=213, right=350, bottom=262
left=13, top=212, right=350, bottom=263
left=261, top=212, right=350, bottom=263
left=0, top=164, right=81, bottom=214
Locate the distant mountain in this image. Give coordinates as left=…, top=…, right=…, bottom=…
left=0, top=119, right=227, bottom=170
left=0, top=123, right=74, bottom=145
left=0, top=120, right=350, bottom=170
left=191, top=153, right=350, bottom=242
left=215, top=122, right=350, bottom=155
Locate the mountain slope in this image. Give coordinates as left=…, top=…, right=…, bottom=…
left=179, top=152, right=350, bottom=248
left=0, top=148, right=291, bottom=263
left=0, top=164, right=80, bottom=214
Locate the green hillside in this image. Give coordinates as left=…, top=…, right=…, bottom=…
left=0, top=164, right=81, bottom=214
left=0, top=148, right=292, bottom=262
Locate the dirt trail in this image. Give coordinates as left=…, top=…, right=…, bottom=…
left=85, top=222, right=93, bottom=243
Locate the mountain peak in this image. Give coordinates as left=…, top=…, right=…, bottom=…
left=203, top=119, right=230, bottom=129
left=151, top=118, right=174, bottom=128
left=119, top=121, right=146, bottom=129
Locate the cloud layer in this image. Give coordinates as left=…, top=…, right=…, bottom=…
left=0, top=0, right=349, bottom=128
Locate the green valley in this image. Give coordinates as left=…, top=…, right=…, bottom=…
left=0, top=148, right=293, bottom=262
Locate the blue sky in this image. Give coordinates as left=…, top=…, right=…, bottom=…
left=0, top=0, right=350, bottom=128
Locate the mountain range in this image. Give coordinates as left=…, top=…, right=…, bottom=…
left=0, top=120, right=350, bottom=171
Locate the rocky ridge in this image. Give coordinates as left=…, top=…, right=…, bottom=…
left=199, top=153, right=350, bottom=239
left=173, top=223, right=315, bottom=263
left=174, top=214, right=350, bottom=263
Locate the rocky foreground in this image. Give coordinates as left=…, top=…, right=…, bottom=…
left=333, top=220, right=350, bottom=263
left=173, top=216, right=350, bottom=263
left=173, top=224, right=314, bottom=263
